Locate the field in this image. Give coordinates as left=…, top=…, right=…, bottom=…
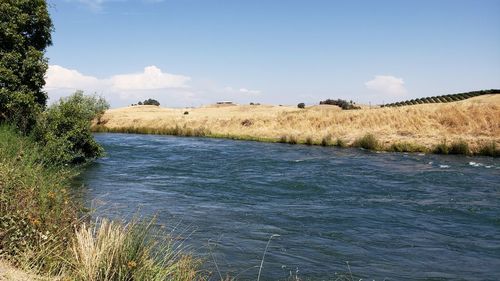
left=93, top=94, right=500, bottom=154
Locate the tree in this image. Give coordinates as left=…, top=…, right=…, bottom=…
left=143, top=98, right=160, bottom=106
left=0, top=0, right=53, bottom=132
left=297, top=103, right=305, bottom=109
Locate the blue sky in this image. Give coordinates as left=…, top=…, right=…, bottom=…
left=45, top=0, right=500, bottom=107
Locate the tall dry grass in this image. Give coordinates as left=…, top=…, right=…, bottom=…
left=71, top=218, right=201, bottom=281
left=94, top=95, right=500, bottom=154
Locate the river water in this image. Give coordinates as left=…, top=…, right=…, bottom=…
left=78, top=133, right=500, bottom=280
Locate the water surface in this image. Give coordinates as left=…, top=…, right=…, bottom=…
left=78, top=133, right=500, bottom=280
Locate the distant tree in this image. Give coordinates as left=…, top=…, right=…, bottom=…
left=138, top=101, right=143, bottom=105
left=319, top=99, right=360, bottom=110
left=297, top=103, right=305, bottom=109
left=0, top=0, right=53, bottom=132
left=142, top=98, right=160, bottom=106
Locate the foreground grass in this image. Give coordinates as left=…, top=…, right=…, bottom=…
left=0, top=125, right=202, bottom=280
left=92, top=94, right=500, bottom=156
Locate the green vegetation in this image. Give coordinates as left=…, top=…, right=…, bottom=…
left=353, top=134, right=379, bottom=150
left=478, top=141, right=499, bottom=157
left=0, top=125, right=78, bottom=273
left=319, top=99, right=361, bottom=110
left=33, top=91, right=110, bottom=164
left=433, top=139, right=471, bottom=155
left=297, top=102, right=305, bottom=109
left=0, top=125, right=202, bottom=279
left=93, top=124, right=210, bottom=137
left=449, top=139, right=470, bottom=155
left=389, top=142, right=427, bottom=153
left=433, top=140, right=450, bottom=154
left=0, top=0, right=53, bottom=132
left=381, top=89, right=499, bottom=108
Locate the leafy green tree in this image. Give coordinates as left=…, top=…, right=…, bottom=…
left=0, top=0, right=53, bottom=132
left=34, top=91, right=110, bottom=164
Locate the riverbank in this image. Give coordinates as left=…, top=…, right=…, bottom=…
left=92, top=94, right=499, bottom=155
left=0, top=125, right=202, bottom=280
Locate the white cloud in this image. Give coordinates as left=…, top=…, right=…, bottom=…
left=239, top=88, right=261, bottom=95
left=44, top=65, right=261, bottom=107
left=110, top=66, right=190, bottom=91
left=223, top=86, right=261, bottom=95
left=45, top=65, right=103, bottom=91
left=365, top=75, right=407, bottom=96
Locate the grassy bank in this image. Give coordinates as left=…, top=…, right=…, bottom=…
left=92, top=94, right=500, bottom=156
left=0, top=125, right=202, bottom=280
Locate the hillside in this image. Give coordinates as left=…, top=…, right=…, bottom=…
left=93, top=94, right=500, bottom=154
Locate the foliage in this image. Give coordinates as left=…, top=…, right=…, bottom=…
left=381, top=89, right=500, bottom=107
left=449, top=139, right=469, bottom=155
left=33, top=91, right=109, bottom=164
left=353, top=134, right=379, bottom=150
left=0, top=0, right=53, bottom=132
left=0, top=125, right=78, bottom=272
left=319, top=99, right=360, bottom=110
left=142, top=98, right=160, bottom=106
left=297, top=102, right=305, bottom=109
left=478, top=141, right=498, bottom=157
left=433, top=140, right=450, bottom=154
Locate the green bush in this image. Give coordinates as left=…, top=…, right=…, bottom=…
left=0, top=125, right=78, bottom=272
left=433, top=140, right=449, bottom=154
left=33, top=91, right=109, bottom=164
left=478, top=141, right=499, bottom=157
left=353, top=134, right=379, bottom=150
left=321, top=134, right=333, bottom=146
left=389, top=142, right=427, bottom=153
left=449, top=139, right=469, bottom=155
left=336, top=138, right=347, bottom=147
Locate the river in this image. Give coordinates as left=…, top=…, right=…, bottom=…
left=78, top=133, right=500, bottom=280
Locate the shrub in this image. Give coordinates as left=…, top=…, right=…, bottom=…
left=336, top=138, right=347, bottom=147
left=297, top=103, right=305, bottom=109
left=433, top=140, right=449, bottom=154
left=353, top=134, right=379, bottom=150
left=305, top=136, right=313, bottom=145
left=33, top=91, right=109, bottom=164
left=321, top=134, right=332, bottom=146
left=478, top=141, right=499, bottom=157
left=184, top=111, right=189, bottom=115
left=449, top=139, right=469, bottom=155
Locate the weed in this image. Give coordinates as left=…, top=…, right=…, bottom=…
left=353, top=134, right=379, bottom=150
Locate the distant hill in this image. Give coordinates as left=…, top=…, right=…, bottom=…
left=381, top=89, right=499, bottom=107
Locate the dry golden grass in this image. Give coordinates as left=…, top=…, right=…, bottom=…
left=0, top=260, right=46, bottom=281
left=94, top=95, right=500, bottom=153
